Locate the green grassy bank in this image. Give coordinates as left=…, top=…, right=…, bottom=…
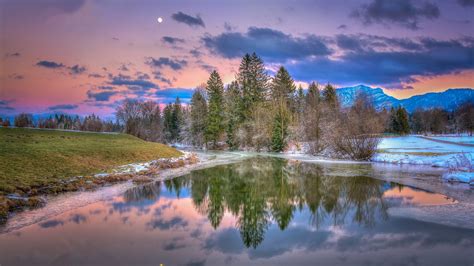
left=0, top=128, right=182, bottom=194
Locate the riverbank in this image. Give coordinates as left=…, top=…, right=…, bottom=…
left=0, top=127, right=182, bottom=223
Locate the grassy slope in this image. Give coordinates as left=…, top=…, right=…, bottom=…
left=0, top=128, right=182, bottom=193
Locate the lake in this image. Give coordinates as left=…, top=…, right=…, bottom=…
left=1, top=157, right=473, bottom=266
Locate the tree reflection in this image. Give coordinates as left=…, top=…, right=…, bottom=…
left=185, top=157, right=390, bottom=249
left=122, top=157, right=390, bottom=248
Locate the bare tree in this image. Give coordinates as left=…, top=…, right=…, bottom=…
left=331, top=92, right=383, bottom=160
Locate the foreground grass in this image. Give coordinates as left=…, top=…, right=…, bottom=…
left=0, top=128, right=182, bottom=194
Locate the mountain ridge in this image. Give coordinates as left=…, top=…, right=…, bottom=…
left=336, top=85, right=474, bottom=112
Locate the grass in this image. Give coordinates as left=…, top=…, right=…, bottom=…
left=0, top=128, right=182, bottom=194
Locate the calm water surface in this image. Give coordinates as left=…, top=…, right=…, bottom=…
left=0, top=157, right=473, bottom=266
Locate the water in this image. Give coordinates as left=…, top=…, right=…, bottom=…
left=0, top=157, right=473, bottom=266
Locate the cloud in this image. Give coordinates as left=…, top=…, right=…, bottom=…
left=5, top=52, right=20, bottom=58
left=224, top=22, right=236, bottom=31
left=153, top=71, right=173, bottom=86
left=335, top=34, right=423, bottom=52
left=351, top=0, right=440, bottom=30
left=287, top=37, right=474, bottom=88
left=202, top=27, right=331, bottom=61
left=146, top=57, right=187, bottom=71
left=48, top=104, right=78, bottom=111
left=87, top=90, right=119, bottom=102
left=189, top=49, right=202, bottom=58
left=156, top=88, right=194, bottom=103
left=110, top=74, right=157, bottom=90
left=147, top=216, right=189, bottom=230
left=118, top=64, right=129, bottom=71
left=457, top=0, right=474, bottom=7
left=162, top=36, right=185, bottom=45
left=8, top=73, right=24, bottom=80
left=36, top=60, right=86, bottom=75
left=337, top=24, right=348, bottom=30
left=0, top=100, right=15, bottom=111
left=69, top=64, right=86, bottom=75
left=88, top=73, right=105, bottom=78
left=171, top=11, right=205, bottom=28
left=98, top=86, right=115, bottom=90
left=36, top=60, right=64, bottom=69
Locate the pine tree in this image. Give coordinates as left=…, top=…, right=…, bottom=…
left=270, top=66, right=296, bottom=104
left=396, top=106, right=410, bottom=134
left=389, top=106, right=410, bottom=135
left=322, top=83, right=339, bottom=111
left=205, top=70, right=225, bottom=148
left=295, top=85, right=305, bottom=114
left=163, top=104, right=174, bottom=142
left=271, top=99, right=290, bottom=152
left=172, top=97, right=183, bottom=142
left=237, top=53, right=269, bottom=120
left=269, top=67, right=294, bottom=152
left=224, top=81, right=242, bottom=150
left=190, top=89, right=208, bottom=147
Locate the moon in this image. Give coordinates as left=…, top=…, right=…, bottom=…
left=157, top=17, right=163, bottom=23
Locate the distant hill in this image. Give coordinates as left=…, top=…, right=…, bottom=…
left=336, top=85, right=474, bottom=112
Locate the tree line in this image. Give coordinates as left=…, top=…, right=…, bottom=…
left=0, top=113, right=122, bottom=132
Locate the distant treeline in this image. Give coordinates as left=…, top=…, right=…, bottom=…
left=0, top=113, right=122, bottom=132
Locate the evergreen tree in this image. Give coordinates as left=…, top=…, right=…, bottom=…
left=190, top=89, right=208, bottom=147
left=295, top=85, right=305, bottom=114
left=322, top=83, right=339, bottom=111
left=237, top=53, right=269, bottom=120
left=396, top=106, right=410, bottom=134
left=224, top=81, right=242, bottom=149
left=271, top=99, right=290, bottom=152
left=163, top=103, right=174, bottom=142
left=172, top=97, right=183, bottom=142
left=205, top=70, right=225, bottom=148
left=269, top=67, right=294, bottom=152
left=389, top=106, right=410, bottom=135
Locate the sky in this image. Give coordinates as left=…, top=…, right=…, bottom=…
left=0, top=0, right=473, bottom=117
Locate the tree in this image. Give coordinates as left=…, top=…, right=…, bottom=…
left=205, top=71, right=225, bottom=148
left=116, top=99, right=142, bottom=136
left=302, top=82, right=325, bottom=154
left=162, top=103, right=174, bottom=142
left=237, top=53, right=269, bottom=120
left=332, top=92, right=382, bottom=160
left=224, top=81, right=242, bottom=150
left=172, top=97, right=183, bottom=142
left=270, top=66, right=296, bottom=105
left=456, top=102, right=474, bottom=135
left=190, top=88, right=208, bottom=147
left=139, top=100, right=162, bottom=141
left=271, top=99, right=290, bottom=152
left=389, top=106, right=410, bottom=135
left=14, top=113, right=34, bottom=127
left=322, top=83, right=339, bottom=111
left=269, top=67, right=295, bottom=152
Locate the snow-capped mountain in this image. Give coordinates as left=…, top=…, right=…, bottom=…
left=336, top=85, right=474, bottom=112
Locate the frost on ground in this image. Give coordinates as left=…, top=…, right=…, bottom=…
left=373, top=136, right=474, bottom=184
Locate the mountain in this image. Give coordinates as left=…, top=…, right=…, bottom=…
left=336, top=85, right=474, bottom=112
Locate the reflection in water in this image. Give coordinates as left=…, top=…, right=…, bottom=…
left=0, top=157, right=472, bottom=266
left=184, top=158, right=389, bottom=248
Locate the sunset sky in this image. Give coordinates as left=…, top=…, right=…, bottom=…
left=1, top=0, right=473, bottom=117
